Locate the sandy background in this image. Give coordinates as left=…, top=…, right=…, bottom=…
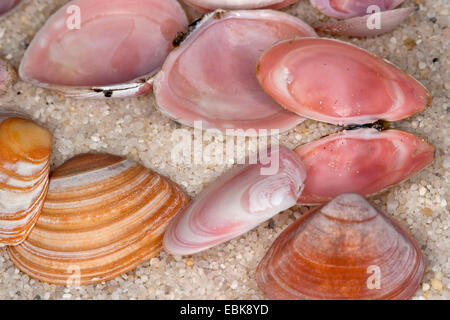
left=0, top=0, right=448, bottom=299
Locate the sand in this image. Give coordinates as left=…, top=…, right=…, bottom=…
left=0, top=0, right=448, bottom=300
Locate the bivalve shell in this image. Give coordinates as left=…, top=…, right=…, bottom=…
left=164, top=145, right=306, bottom=255
left=154, top=10, right=317, bottom=135
left=0, top=114, right=52, bottom=246
left=0, top=0, right=21, bottom=17
left=19, top=0, right=188, bottom=99
left=256, top=193, right=425, bottom=300
left=8, top=153, right=189, bottom=285
left=295, top=128, right=435, bottom=205
left=257, top=38, right=431, bottom=126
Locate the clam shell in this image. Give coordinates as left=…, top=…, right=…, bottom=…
left=163, top=145, right=306, bottom=256
left=8, top=153, right=189, bottom=285
left=19, top=0, right=188, bottom=99
left=0, top=0, right=21, bottom=17
left=0, top=114, right=52, bottom=246
left=154, top=10, right=317, bottom=135
left=310, top=0, right=404, bottom=19
left=183, top=0, right=298, bottom=12
left=295, top=128, right=435, bottom=205
left=257, top=37, right=431, bottom=126
left=256, top=193, right=425, bottom=300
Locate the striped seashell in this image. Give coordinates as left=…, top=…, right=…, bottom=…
left=0, top=114, right=52, bottom=246
left=8, top=153, right=189, bottom=285
left=256, top=193, right=425, bottom=300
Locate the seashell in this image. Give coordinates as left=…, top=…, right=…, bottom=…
left=0, top=0, right=21, bottom=17
left=154, top=10, right=317, bottom=135
left=8, top=153, right=189, bottom=285
left=0, top=114, right=52, bottom=246
left=295, top=128, right=435, bottom=205
left=164, top=145, right=307, bottom=256
left=310, top=0, right=404, bottom=19
left=183, top=0, right=298, bottom=12
left=315, top=7, right=414, bottom=37
left=0, top=58, right=17, bottom=95
left=256, top=193, right=425, bottom=300
left=257, top=38, right=431, bottom=126
left=19, top=0, right=188, bottom=99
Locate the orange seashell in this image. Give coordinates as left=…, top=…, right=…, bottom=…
left=8, top=153, right=189, bottom=285
left=0, top=114, right=52, bottom=246
left=256, top=193, right=425, bottom=300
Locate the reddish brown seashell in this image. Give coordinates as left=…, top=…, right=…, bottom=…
left=256, top=193, right=425, bottom=300
left=295, top=128, right=435, bottom=205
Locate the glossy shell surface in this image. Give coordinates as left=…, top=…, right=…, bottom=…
left=154, top=10, right=317, bottom=134
left=19, top=0, right=188, bottom=98
left=295, top=128, right=435, bottom=204
left=0, top=114, right=52, bottom=246
left=257, top=38, right=430, bottom=125
left=256, top=193, right=425, bottom=300
left=8, top=154, right=189, bottom=285
left=164, top=145, right=306, bottom=255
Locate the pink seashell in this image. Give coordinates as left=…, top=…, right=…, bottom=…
left=0, top=0, right=21, bottom=17
left=257, top=38, right=431, bottom=126
left=183, top=0, right=298, bottom=12
left=19, top=0, right=188, bottom=99
left=154, top=10, right=317, bottom=135
left=295, top=128, right=435, bottom=205
left=163, top=145, right=307, bottom=256
left=310, top=0, right=404, bottom=19
left=315, top=7, right=414, bottom=37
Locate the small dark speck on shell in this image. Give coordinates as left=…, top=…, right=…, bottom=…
left=214, top=11, right=225, bottom=19
left=429, top=17, right=437, bottom=24
left=103, top=90, right=113, bottom=98
left=172, top=31, right=186, bottom=47
left=268, top=219, right=275, bottom=229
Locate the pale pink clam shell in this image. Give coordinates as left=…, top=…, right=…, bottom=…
left=154, top=10, right=317, bottom=135
left=0, top=0, right=21, bottom=17
left=295, top=128, right=435, bottom=205
left=19, top=0, right=188, bottom=99
left=257, top=37, right=431, bottom=126
left=163, top=145, right=307, bottom=256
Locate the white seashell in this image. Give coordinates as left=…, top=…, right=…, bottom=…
left=163, top=145, right=306, bottom=255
